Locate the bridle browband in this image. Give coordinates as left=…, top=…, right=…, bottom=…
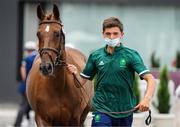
left=38, top=20, right=66, bottom=67
left=39, top=20, right=63, bottom=26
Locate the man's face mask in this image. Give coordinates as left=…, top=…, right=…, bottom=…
left=104, top=37, right=121, bottom=47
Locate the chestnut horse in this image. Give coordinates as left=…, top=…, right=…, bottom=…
left=26, top=4, right=93, bottom=126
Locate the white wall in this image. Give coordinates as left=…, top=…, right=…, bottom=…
left=23, top=3, right=180, bottom=69
left=60, top=3, right=180, bottom=69
left=23, top=3, right=38, bottom=46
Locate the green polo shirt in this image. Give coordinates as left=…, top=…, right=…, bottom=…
left=80, top=44, right=150, bottom=118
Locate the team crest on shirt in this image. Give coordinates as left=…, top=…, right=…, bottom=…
left=119, top=58, right=126, bottom=67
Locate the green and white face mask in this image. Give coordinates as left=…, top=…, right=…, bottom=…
left=104, top=37, right=121, bottom=47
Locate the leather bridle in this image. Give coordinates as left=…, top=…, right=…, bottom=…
left=38, top=20, right=66, bottom=67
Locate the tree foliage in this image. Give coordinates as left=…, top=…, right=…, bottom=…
left=133, top=74, right=140, bottom=105
left=176, top=50, right=180, bottom=68
left=157, top=65, right=170, bottom=113
left=151, top=51, right=160, bottom=68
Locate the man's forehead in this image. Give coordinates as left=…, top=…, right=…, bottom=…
left=104, top=27, right=121, bottom=33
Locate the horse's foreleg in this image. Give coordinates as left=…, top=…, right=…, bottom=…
left=80, top=101, right=92, bottom=126
left=35, top=113, right=41, bottom=127
left=35, top=113, right=52, bottom=127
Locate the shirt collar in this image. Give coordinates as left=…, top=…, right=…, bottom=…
left=104, top=43, right=124, bottom=55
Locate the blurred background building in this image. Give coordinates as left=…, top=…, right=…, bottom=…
left=0, top=0, right=180, bottom=103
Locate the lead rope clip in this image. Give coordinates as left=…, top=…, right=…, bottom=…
left=145, top=110, right=151, bottom=125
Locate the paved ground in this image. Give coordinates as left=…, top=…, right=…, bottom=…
left=0, top=103, right=92, bottom=127
left=0, top=102, right=179, bottom=127
left=0, top=103, right=36, bottom=127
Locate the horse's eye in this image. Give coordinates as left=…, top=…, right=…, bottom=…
left=54, top=32, right=60, bottom=37
left=37, top=32, right=40, bottom=37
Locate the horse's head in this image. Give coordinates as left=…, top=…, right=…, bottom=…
left=37, top=4, right=65, bottom=76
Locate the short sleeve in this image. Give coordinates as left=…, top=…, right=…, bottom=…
left=21, top=57, right=27, bottom=66
left=131, top=51, right=150, bottom=79
left=21, top=60, right=26, bottom=66
left=80, top=54, right=97, bottom=80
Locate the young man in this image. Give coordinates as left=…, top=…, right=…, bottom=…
left=67, top=17, right=155, bottom=127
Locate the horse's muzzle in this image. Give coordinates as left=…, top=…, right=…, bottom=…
left=39, top=62, right=53, bottom=75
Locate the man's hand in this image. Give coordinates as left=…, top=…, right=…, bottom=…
left=135, top=97, right=151, bottom=112
left=67, top=64, right=87, bottom=86
left=67, top=64, right=78, bottom=75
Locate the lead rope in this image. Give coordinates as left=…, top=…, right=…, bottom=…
left=96, top=108, right=151, bottom=126
left=72, top=72, right=151, bottom=126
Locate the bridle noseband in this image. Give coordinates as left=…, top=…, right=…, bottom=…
left=38, top=20, right=66, bottom=67
left=39, top=47, right=65, bottom=67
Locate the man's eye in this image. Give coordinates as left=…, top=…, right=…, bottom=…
left=113, top=32, right=119, bottom=35
left=105, top=33, right=111, bottom=36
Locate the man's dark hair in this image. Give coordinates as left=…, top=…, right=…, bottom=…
left=103, top=17, right=123, bottom=32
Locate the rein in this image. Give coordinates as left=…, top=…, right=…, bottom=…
left=72, top=73, right=152, bottom=126
left=97, top=109, right=152, bottom=126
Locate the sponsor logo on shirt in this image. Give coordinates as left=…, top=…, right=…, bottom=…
left=99, top=61, right=104, bottom=66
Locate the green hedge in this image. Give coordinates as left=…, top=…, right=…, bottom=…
left=133, top=74, right=140, bottom=105
left=157, top=65, right=170, bottom=113
left=150, top=51, right=160, bottom=68
left=176, top=50, right=180, bottom=68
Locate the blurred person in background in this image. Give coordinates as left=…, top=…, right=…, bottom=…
left=67, top=17, right=155, bottom=127
left=14, top=41, right=38, bottom=127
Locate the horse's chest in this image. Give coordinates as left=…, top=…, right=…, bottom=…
left=37, top=101, right=72, bottom=124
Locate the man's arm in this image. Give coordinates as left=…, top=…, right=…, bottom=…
left=20, top=64, right=26, bottom=82
left=143, top=73, right=155, bottom=101
left=67, top=64, right=87, bottom=86
left=135, top=73, right=155, bottom=112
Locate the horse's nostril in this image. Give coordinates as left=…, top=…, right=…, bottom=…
left=39, top=64, right=49, bottom=75
left=47, top=63, right=52, bottom=71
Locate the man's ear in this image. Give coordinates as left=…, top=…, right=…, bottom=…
left=120, top=32, right=124, bottom=38
left=102, top=31, right=106, bottom=38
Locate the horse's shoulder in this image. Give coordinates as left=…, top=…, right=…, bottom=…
left=65, top=47, right=86, bottom=69
left=65, top=47, right=82, bottom=54
left=65, top=47, right=86, bottom=61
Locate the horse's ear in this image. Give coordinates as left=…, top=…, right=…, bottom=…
left=37, top=4, right=45, bottom=20
left=53, top=4, right=60, bottom=20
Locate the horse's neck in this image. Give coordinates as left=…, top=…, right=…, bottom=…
left=51, top=53, right=66, bottom=92
left=48, top=66, right=66, bottom=94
